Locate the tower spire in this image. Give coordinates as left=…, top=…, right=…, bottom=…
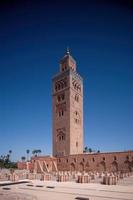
left=66, top=46, right=70, bottom=55
left=60, top=48, right=76, bottom=72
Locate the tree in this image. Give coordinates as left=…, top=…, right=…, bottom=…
left=26, top=149, right=30, bottom=161
left=88, top=148, right=92, bottom=153
left=8, top=150, right=12, bottom=162
left=0, top=153, right=17, bottom=169
left=21, top=156, right=26, bottom=162
left=83, top=146, right=88, bottom=153
left=32, top=149, right=42, bottom=157
left=37, top=149, right=42, bottom=156
left=0, top=156, right=4, bottom=168
left=9, top=150, right=12, bottom=154
left=32, top=150, right=37, bottom=157
left=83, top=147, right=93, bottom=153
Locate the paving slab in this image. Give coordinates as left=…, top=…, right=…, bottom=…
left=0, top=176, right=133, bottom=200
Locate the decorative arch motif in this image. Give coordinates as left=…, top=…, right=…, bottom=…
left=111, top=161, right=118, bottom=172
left=75, top=94, right=79, bottom=102
left=70, top=163, right=75, bottom=171
left=79, top=162, right=84, bottom=172
left=124, top=160, right=132, bottom=172
left=56, top=128, right=66, bottom=142
left=55, top=77, right=67, bottom=92
left=72, top=78, right=81, bottom=93
left=73, top=111, right=81, bottom=124
left=57, top=93, right=65, bottom=102
left=85, top=162, right=90, bottom=172
left=99, top=161, right=106, bottom=172
left=56, top=102, right=66, bottom=117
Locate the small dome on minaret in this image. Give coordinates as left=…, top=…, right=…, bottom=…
left=60, top=48, right=76, bottom=73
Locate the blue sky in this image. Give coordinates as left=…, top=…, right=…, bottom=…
left=0, top=0, right=133, bottom=161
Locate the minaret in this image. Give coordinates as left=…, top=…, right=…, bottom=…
left=52, top=49, right=83, bottom=156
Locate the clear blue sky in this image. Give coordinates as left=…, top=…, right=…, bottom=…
left=0, top=0, right=133, bottom=161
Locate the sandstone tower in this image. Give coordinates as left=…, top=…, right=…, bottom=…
left=52, top=49, right=83, bottom=156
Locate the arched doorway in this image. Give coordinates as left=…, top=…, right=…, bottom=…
left=85, top=162, right=90, bottom=172
left=111, top=161, right=118, bottom=172
left=124, top=160, right=132, bottom=172
left=79, top=162, right=84, bottom=172
left=70, top=163, right=75, bottom=171
left=99, top=161, right=106, bottom=172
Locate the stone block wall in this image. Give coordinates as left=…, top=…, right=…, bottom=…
left=57, top=151, right=133, bottom=172
left=18, top=151, right=133, bottom=173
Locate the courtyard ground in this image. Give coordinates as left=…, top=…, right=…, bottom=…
left=0, top=176, right=133, bottom=200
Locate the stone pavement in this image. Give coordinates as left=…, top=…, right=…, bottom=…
left=0, top=177, right=133, bottom=200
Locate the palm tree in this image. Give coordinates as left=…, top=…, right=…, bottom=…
left=88, top=148, right=92, bottom=153
left=32, top=149, right=42, bottom=157
left=6, top=154, right=10, bottom=160
left=9, top=150, right=12, bottom=155
left=32, top=149, right=37, bottom=157
left=37, top=149, right=42, bottom=156
left=84, top=146, right=88, bottom=153
left=21, top=156, right=26, bottom=162
left=26, top=149, right=30, bottom=161
left=9, top=150, right=12, bottom=161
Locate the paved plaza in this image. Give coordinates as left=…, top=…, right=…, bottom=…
left=0, top=176, right=133, bottom=200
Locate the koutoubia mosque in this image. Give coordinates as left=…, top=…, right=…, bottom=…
left=52, top=48, right=83, bottom=157
left=18, top=49, right=133, bottom=173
